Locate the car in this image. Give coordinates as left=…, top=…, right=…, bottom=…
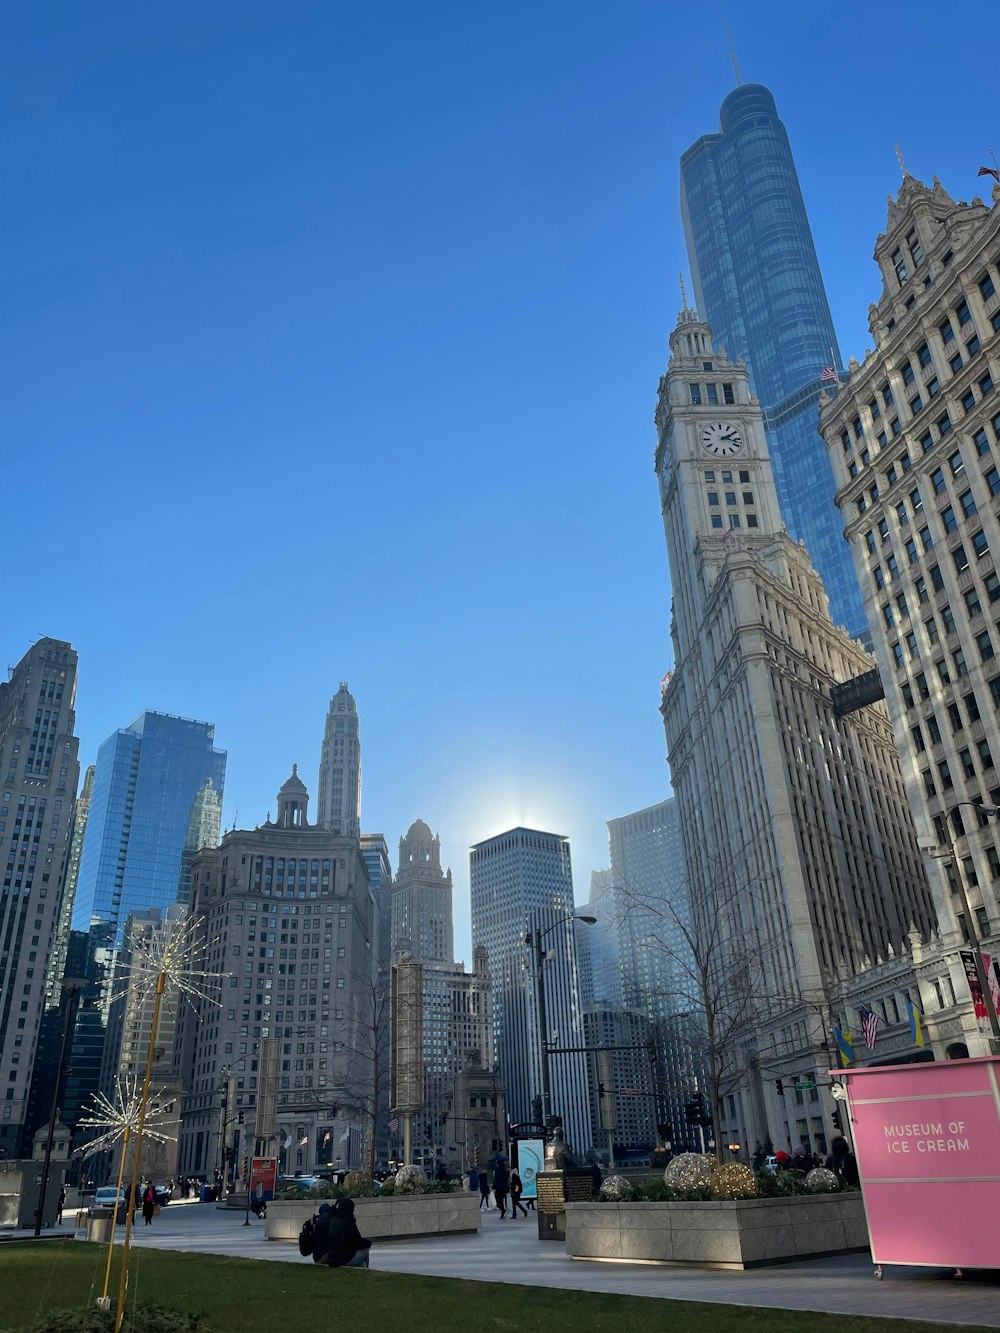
left=90, top=1187, right=128, bottom=1216
left=152, top=1184, right=172, bottom=1207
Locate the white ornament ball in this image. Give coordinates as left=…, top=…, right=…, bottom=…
left=806, top=1167, right=840, bottom=1193
left=599, top=1174, right=635, bottom=1201
left=663, top=1152, right=714, bottom=1191
left=394, top=1165, right=427, bottom=1193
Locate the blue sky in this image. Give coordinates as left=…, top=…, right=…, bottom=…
left=4, top=1, right=997, bottom=958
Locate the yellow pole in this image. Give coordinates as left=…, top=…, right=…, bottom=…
left=115, top=974, right=165, bottom=1333
left=100, top=1126, right=131, bottom=1305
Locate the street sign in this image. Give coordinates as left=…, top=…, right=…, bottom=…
left=249, top=1157, right=277, bottom=1202
left=33, top=1174, right=51, bottom=1185
left=795, top=1078, right=815, bottom=1092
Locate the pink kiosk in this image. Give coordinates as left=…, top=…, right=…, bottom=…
left=834, top=1056, right=1000, bottom=1279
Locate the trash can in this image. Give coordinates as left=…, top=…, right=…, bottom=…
left=200, top=1186, right=213, bottom=1203
left=87, top=1210, right=113, bottom=1244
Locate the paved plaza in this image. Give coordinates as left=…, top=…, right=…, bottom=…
left=93, top=1197, right=1000, bottom=1328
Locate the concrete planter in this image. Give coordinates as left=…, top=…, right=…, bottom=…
left=265, top=1192, right=480, bottom=1243
left=565, top=1194, right=868, bottom=1269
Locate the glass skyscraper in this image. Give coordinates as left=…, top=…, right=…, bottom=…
left=71, top=711, right=227, bottom=939
left=680, top=83, right=865, bottom=636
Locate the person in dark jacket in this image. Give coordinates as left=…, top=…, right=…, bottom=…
left=509, top=1169, right=528, bottom=1219
left=590, top=1162, right=603, bottom=1197
left=492, top=1159, right=509, bottom=1218
left=320, top=1197, right=372, bottom=1268
left=141, top=1182, right=156, bottom=1226
left=312, top=1203, right=334, bottom=1262
left=789, top=1144, right=813, bottom=1175
left=826, top=1135, right=860, bottom=1186
left=468, top=1167, right=479, bottom=1194
left=478, top=1170, right=490, bottom=1210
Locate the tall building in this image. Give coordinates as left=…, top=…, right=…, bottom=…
left=43, top=764, right=93, bottom=1011
left=607, top=798, right=701, bottom=1145
left=67, top=710, right=225, bottom=1123
left=360, top=831, right=392, bottom=1165
left=391, top=820, right=454, bottom=962
left=389, top=945, right=494, bottom=1174
left=680, top=83, right=864, bottom=636
left=656, top=305, right=937, bottom=1154
left=179, top=768, right=373, bottom=1178
left=576, top=869, right=621, bottom=1008
left=469, top=827, right=592, bottom=1157
left=0, top=637, right=80, bottom=1156
left=582, top=1005, right=657, bottom=1158
left=71, top=711, right=226, bottom=941
left=317, top=684, right=361, bottom=838
left=820, top=171, right=1000, bottom=1052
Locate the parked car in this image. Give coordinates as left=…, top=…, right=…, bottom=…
left=90, top=1187, right=128, bottom=1216
left=153, top=1184, right=172, bottom=1207
left=277, top=1174, right=321, bottom=1193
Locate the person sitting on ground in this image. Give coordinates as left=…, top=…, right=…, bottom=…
left=320, top=1198, right=372, bottom=1268
left=311, top=1202, right=334, bottom=1262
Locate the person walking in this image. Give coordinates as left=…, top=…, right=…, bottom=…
left=141, top=1182, right=156, bottom=1227
left=319, top=1198, right=372, bottom=1268
left=492, top=1158, right=509, bottom=1219
left=56, top=1187, right=66, bottom=1225
left=509, top=1169, right=528, bottom=1219
left=478, top=1169, right=490, bottom=1210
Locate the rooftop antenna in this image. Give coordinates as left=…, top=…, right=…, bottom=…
left=723, top=17, right=742, bottom=86
left=679, top=272, right=689, bottom=311
left=895, top=144, right=909, bottom=180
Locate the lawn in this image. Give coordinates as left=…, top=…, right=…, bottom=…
left=0, top=1242, right=989, bottom=1333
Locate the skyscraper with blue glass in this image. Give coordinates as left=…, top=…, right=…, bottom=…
left=72, top=711, right=226, bottom=939
left=680, top=83, right=865, bottom=636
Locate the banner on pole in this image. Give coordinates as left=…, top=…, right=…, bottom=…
left=249, top=1157, right=277, bottom=1202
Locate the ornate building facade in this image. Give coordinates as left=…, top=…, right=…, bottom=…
left=656, top=304, right=937, bottom=1154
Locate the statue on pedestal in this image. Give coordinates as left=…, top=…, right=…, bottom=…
left=544, top=1127, right=575, bottom=1170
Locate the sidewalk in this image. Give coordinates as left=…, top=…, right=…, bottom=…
left=118, top=1198, right=1000, bottom=1328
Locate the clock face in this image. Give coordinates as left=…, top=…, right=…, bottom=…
left=701, top=421, right=744, bottom=456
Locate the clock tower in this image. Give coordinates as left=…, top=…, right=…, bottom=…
left=654, top=301, right=784, bottom=659
left=654, top=301, right=936, bottom=1158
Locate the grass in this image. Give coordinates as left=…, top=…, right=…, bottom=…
left=0, top=1241, right=990, bottom=1333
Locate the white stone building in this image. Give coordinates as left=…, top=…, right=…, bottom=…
left=820, top=172, right=1000, bottom=1055
left=656, top=304, right=937, bottom=1155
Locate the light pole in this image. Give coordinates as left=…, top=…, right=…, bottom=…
left=524, top=913, right=595, bottom=1133
left=918, top=800, right=1000, bottom=1049
left=34, top=976, right=87, bottom=1236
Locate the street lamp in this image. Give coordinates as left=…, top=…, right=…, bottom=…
left=918, top=799, right=1000, bottom=1049
left=524, top=913, right=596, bottom=1134
left=34, top=976, right=88, bottom=1236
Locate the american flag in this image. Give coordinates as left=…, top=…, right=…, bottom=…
left=820, top=365, right=840, bottom=385
left=859, top=1004, right=881, bottom=1050
left=298, top=1135, right=309, bottom=1146
left=322, top=1131, right=331, bottom=1145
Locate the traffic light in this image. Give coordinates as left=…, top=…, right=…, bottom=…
left=775, top=1079, right=785, bottom=1097
left=684, top=1099, right=701, bottom=1125
left=598, top=1081, right=606, bottom=1101
left=644, top=1035, right=658, bottom=1064
left=832, top=1107, right=842, bottom=1132
left=237, top=1110, right=245, bottom=1125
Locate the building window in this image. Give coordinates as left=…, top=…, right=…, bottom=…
left=941, top=505, right=958, bottom=534
left=907, top=229, right=924, bottom=266
left=911, top=487, right=923, bottom=514
left=919, top=526, right=933, bottom=552
left=711, top=514, right=723, bottom=529
left=918, top=342, right=932, bottom=368
left=953, top=544, right=970, bottom=573
left=902, top=361, right=915, bottom=386
left=962, top=389, right=977, bottom=414
left=948, top=701, right=964, bottom=732
left=708, top=491, right=719, bottom=506
left=973, top=529, right=990, bottom=559
left=987, top=467, right=1000, bottom=497
left=941, top=319, right=955, bottom=344
left=938, top=412, right=953, bottom=437
left=982, top=273, right=997, bottom=302
left=960, top=490, right=978, bottom=519
left=920, top=431, right=933, bottom=454
left=964, top=585, right=983, bottom=616
left=969, top=333, right=982, bottom=355
left=915, top=574, right=928, bottom=603
left=954, top=648, right=969, bottom=677
left=942, top=604, right=956, bottom=634
left=957, top=298, right=972, bottom=326
left=978, top=738, right=996, bottom=769
left=706, top=384, right=718, bottom=405
left=925, top=615, right=938, bottom=643
left=928, top=376, right=940, bottom=398
left=690, top=384, right=701, bottom=404
left=974, top=427, right=990, bottom=455
left=986, top=571, right=1000, bottom=603
left=980, top=371, right=994, bottom=397
left=892, top=642, right=904, bottom=668
left=960, top=747, right=976, bottom=779
left=910, top=395, right=923, bottom=415
left=865, top=530, right=877, bottom=554
left=978, top=630, right=995, bottom=661
left=892, top=249, right=909, bottom=285
left=931, top=467, right=946, bottom=494
left=723, top=383, right=735, bottom=404
left=950, top=353, right=964, bottom=374
left=883, top=384, right=895, bottom=408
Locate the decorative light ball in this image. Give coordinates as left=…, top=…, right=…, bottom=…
left=599, top=1174, right=635, bottom=1201
left=343, top=1171, right=368, bottom=1193
left=806, top=1167, right=840, bottom=1193
left=394, top=1165, right=426, bottom=1193
left=664, top=1153, right=714, bottom=1191
left=709, top=1162, right=758, bottom=1199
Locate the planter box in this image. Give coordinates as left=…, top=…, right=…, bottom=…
left=265, top=1192, right=481, bottom=1243
left=565, top=1195, right=868, bottom=1270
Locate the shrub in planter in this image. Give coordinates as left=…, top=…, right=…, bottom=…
left=17, top=1306, right=204, bottom=1333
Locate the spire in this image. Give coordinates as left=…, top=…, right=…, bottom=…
left=895, top=144, right=910, bottom=180
left=723, top=16, right=742, bottom=86
left=277, top=764, right=309, bottom=829
left=679, top=272, right=689, bottom=311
